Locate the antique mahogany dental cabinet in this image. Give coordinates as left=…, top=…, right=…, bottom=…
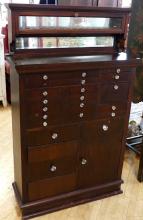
left=7, top=3, right=140, bottom=220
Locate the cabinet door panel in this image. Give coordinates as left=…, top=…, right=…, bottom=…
left=78, top=117, right=125, bottom=188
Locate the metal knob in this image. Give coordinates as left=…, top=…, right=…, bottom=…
left=81, top=80, right=86, bottom=85
left=114, top=75, right=120, bottom=80
left=43, top=122, right=48, bottom=127
left=81, top=158, right=87, bottom=165
left=116, top=68, right=121, bottom=73
left=112, top=105, right=116, bottom=111
left=52, top=133, right=58, bottom=140
left=43, top=91, right=48, bottom=96
left=111, top=112, right=116, bottom=117
left=80, top=103, right=84, bottom=108
left=43, top=99, right=48, bottom=104
left=43, top=75, right=48, bottom=80
left=102, top=125, right=109, bottom=131
left=82, top=72, right=87, bottom=78
left=43, top=115, right=48, bottom=120
left=79, top=113, right=84, bottom=118
left=81, top=88, right=85, bottom=93
left=43, top=107, right=48, bottom=112
left=80, top=96, right=85, bottom=101
left=114, top=85, right=119, bottom=90
left=50, top=165, right=56, bottom=172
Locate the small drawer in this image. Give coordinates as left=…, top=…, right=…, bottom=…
left=26, top=124, right=80, bottom=147
left=28, top=173, right=76, bottom=201
left=99, top=82, right=129, bottom=104
left=99, top=71, right=130, bottom=82
left=96, top=103, right=127, bottom=119
left=28, top=156, right=77, bottom=182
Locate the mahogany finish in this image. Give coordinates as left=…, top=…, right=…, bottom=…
left=8, top=4, right=140, bottom=220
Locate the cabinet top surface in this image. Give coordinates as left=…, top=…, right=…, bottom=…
left=12, top=53, right=140, bottom=67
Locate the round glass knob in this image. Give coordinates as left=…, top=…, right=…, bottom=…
left=111, top=112, right=116, bottom=117
left=81, top=88, right=85, bottom=93
left=43, top=99, right=48, bottom=104
left=52, top=133, right=58, bottom=140
left=43, top=115, right=48, bottom=120
left=80, top=96, right=85, bottom=101
left=114, top=85, right=119, bottom=90
left=80, top=103, right=84, bottom=108
left=43, top=91, right=48, bottom=96
left=81, top=158, right=87, bottom=165
left=43, top=75, right=48, bottom=80
left=79, top=113, right=84, bottom=118
left=81, top=80, right=86, bottom=85
left=116, top=68, right=121, bottom=73
left=112, top=106, right=116, bottom=111
left=43, top=107, right=48, bottom=112
left=82, top=72, right=87, bottom=78
left=102, top=125, right=109, bottom=131
left=115, top=75, right=120, bottom=80
left=43, top=122, right=47, bottom=127
left=50, top=165, right=56, bottom=172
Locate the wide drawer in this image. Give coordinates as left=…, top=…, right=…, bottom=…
left=26, top=124, right=80, bottom=147
left=23, top=70, right=99, bottom=89
left=28, top=173, right=76, bottom=201
left=28, top=141, right=78, bottom=162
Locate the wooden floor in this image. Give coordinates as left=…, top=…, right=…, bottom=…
left=0, top=105, right=143, bottom=220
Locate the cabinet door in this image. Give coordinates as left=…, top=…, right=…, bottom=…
left=78, top=117, right=125, bottom=188
left=97, top=0, right=118, bottom=7
left=58, top=0, right=93, bottom=6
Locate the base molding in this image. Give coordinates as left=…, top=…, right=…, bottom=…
left=13, top=180, right=123, bottom=220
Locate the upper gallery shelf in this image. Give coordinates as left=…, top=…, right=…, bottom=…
left=7, top=4, right=131, bottom=57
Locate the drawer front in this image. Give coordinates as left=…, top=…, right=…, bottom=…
left=28, top=141, right=78, bottom=162
left=28, top=173, right=76, bottom=201
left=99, top=67, right=131, bottom=82
left=26, top=124, right=80, bottom=147
left=96, top=103, right=127, bottom=119
left=24, top=84, right=98, bottom=128
left=23, top=70, right=99, bottom=89
left=28, top=157, right=77, bottom=182
left=99, top=82, right=129, bottom=104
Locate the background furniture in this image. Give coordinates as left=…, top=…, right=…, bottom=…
left=126, top=135, right=143, bottom=182
left=0, top=34, right=7, bottom=107
left=7, top=4, right=139, bottom=219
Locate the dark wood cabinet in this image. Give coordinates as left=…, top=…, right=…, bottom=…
left=7, top=4, right=140, bottom=220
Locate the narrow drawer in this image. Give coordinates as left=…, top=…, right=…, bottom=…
left=96, top=103, right=127, bottom=119
left=28, top=173, right=76, bottom=201
left=99, top=71, right=131, bottom=82
left=26, top=124, right=80, bottom=147
left=99, top=82, right=129, bottom=104
left=23, top=70, right=99, bottom=89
